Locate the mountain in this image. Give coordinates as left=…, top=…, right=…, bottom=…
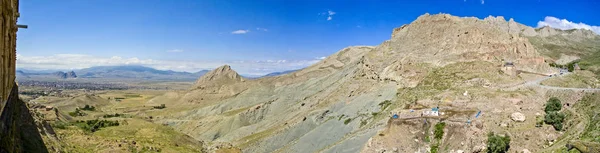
left=261, top=69, right=298, bottom=77
left=75, top=65, right=208, bottom=81
left=52, top=71, right=77, bottom=79
left=147, top=13, right=600, bottom=153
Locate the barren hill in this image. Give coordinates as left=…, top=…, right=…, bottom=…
left=147, top=13, right=600, bottom=153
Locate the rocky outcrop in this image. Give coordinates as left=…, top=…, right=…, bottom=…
left=192, top=65, right=243, bottom=89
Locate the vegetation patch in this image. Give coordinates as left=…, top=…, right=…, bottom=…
left=103, top=113, right=123, bottom=118
left=344, top=118, right=353, bottom=125
left=68, top=108, right=87, bottom=117
left=80, top=104, right=96, bottom=111
left=487, top=132, right=511, bottom=153
left=544, top=97, right=566, bottom=131
left=434, top=122, right=446, bottom=140
left=53, top=119, right=120, bottom=133
left=153, top=104, right=166, bottom=109
left=378, top=100, right=392, bottom=111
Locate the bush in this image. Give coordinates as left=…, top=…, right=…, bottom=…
left=344, top=118, right=352, bottom=125
left=545, top=97, right=562, bottom=113
left=545, top=111, right=566, bottom=130
left=68, top=108, right=86, bottom=117
left=544, top=97, right=565, bottom=131
left=103, top=113, right=122, bottom=118
left=153, top=104, right=166, bottom=109
left=487, top=132, right=511, bottom=153
left=434, top=122, right=446, bottom=140
left=81, top=104, right=95, bottom=111
left=430, top=143, right=439, bottom=153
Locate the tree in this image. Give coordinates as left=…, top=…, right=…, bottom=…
left=487, top=132, right=511, bottom=153
left=544, top=111, right=566, bottom=130
left=545, top=97, right=562, bottom=113
left=544, top=97, right=565, bottom=131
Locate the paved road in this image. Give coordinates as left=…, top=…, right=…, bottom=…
left=505, top=72, right=600, bottom=92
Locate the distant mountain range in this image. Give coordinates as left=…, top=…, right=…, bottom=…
left=75, top=65, right=209, bottom=81
left=17, top=65, right=300, bottom=81
left=17, top=65, right=209, bottom=81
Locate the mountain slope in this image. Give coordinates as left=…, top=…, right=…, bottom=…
left=148, top=13, right=599, bottom=153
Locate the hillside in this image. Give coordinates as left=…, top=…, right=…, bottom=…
left=139, top=13, right=600, bottom=153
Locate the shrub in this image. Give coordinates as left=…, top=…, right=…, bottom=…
left=545, top=111, right=566, bottom=130
left=544, top=97, right=565, bottom=131
left=545, top=97, right=562, bottom=113
left=81, top=104, right=95, bottom=111
left=103, top=113, right=122, bottom=118
left=434, top=122, right=446, bottom=140
left=68, top=108, right=86, bottom=117
left=153, top=104, right=166, bottom=109
left=430, top=143, right=439, bottom=153
left=344, top=118, right=352, bottom=125
left=487, top=132, right=511, bottom=153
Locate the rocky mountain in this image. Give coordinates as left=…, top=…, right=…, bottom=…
left=52, top=71, right=77, bottom=79
left=146, top=13, right=600, bottom=153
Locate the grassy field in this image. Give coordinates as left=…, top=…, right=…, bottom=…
left=22, top=85, right=207, bottom=152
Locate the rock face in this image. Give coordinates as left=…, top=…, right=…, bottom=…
left=511, top=112, right=526, bottom=122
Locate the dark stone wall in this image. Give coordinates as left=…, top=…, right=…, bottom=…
left=0, top=0, right=18, bottom=104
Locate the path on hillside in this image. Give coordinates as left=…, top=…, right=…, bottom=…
left=505, top=72, right=600, bottom=92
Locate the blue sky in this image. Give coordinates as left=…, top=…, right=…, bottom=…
left=15, top=0, right=600, bottom=75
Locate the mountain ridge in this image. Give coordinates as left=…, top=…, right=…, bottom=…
left=151, top=13, right=600, bottom=153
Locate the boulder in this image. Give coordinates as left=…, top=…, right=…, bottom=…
left=511, top=112, right=526, bottom=122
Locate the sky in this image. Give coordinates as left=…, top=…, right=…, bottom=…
left=15, top=0, right=600, bottom=76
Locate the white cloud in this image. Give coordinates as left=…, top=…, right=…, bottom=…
left=231, top=30, right=250, bottom=34
left=321, top=10, right=336, bottom=21
left=166, top=49, right=184, bottom=53
left=316, top=56, right=326, bottom=60
left=16, top=54, right=325, bottom=76
left=537, top=16, right=600, bottom=34
left=256, top=27, right=268, bottom=31
left=328, top=10, right=336, bottom=16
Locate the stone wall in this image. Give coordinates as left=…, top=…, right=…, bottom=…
left=0, top=0, right=18, bottom=106
left=0, top=0, right=48, bottom=152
